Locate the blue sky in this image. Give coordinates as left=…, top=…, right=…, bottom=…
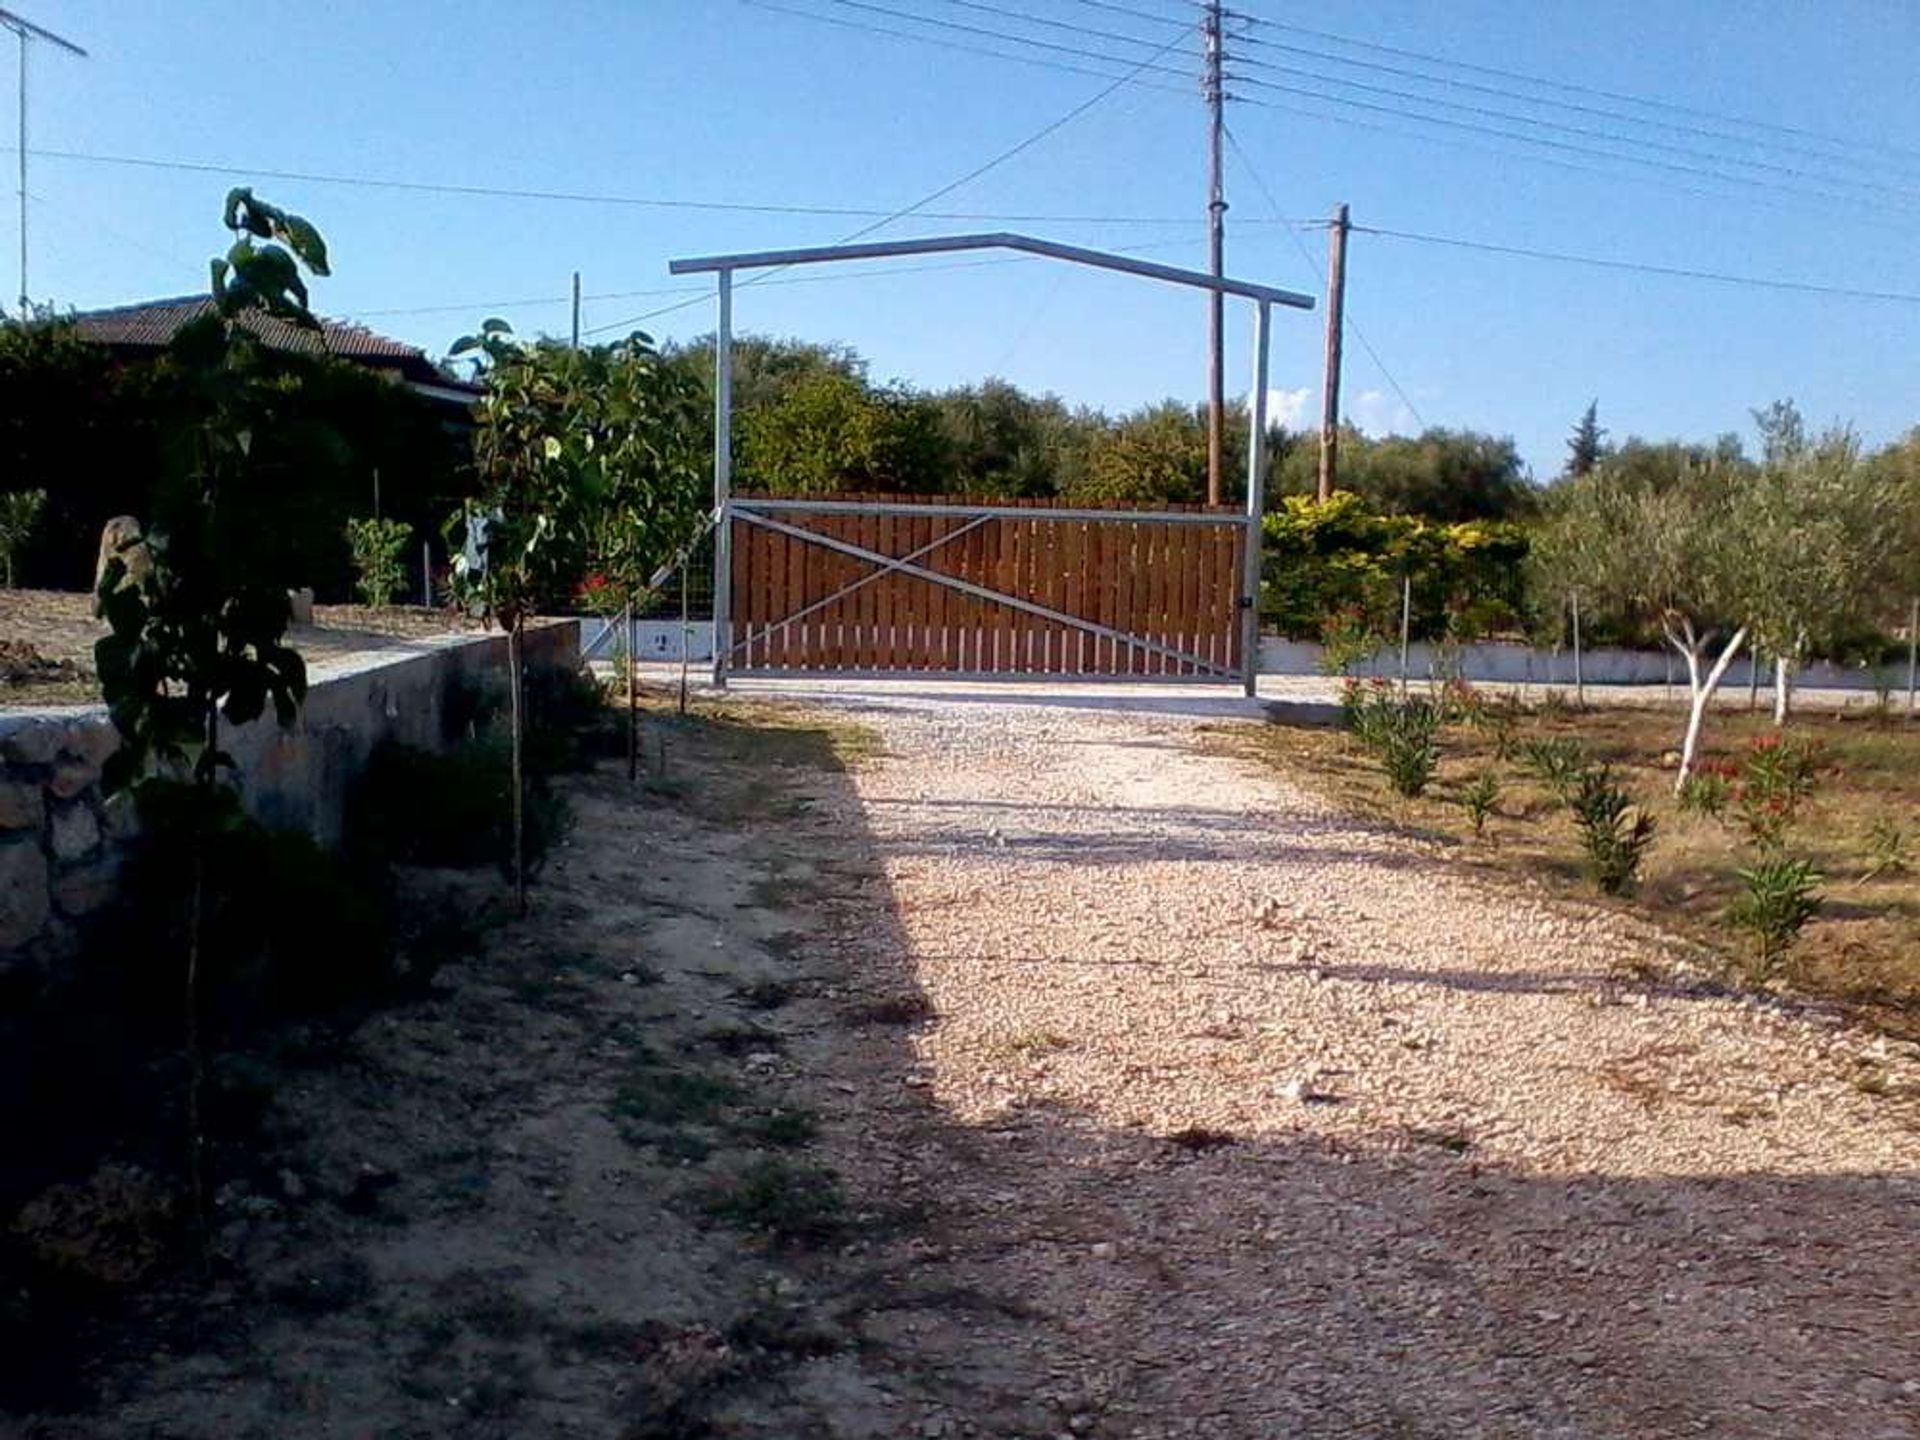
left=12, top=0, right=1920, bottom=477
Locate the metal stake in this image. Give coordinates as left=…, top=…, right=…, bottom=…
left=1240, top=301, right=1271, bottom=698
left=711, top=267, right=733, bottom=689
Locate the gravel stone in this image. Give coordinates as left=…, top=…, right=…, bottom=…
left=777, top=682, right=1920, bottom=1439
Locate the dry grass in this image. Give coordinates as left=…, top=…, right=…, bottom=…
left=1244, top=697, right=1920, bottom=1038
left=0, top=589, right=493, bottom=709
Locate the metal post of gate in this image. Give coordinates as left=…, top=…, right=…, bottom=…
left=1241, top=301, right=1271, bottom=698
left=711, top=267, right=734, bottom=689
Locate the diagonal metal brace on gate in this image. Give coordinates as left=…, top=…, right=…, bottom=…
left=734, top=508, right=1239, bottom=679
left=726, top=510, right=994, bottom=658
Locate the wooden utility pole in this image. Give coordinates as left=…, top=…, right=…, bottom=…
left=1204, top=0, right=1227, bottom=507
left=1316, top=202, right=1350, bottom=502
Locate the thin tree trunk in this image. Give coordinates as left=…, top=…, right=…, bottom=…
left=509, top=617, right=526, bottom=917
left=1748, top=644, right=1762, bottom=711
left=625, top=600, right=638, bottom=785
left=677, top=561, right=690, bottom=717
left=1671, top=620, right=1748, bottom=793
left=186, top=692, right=219, bottom=1251
left=1773, top=653, right=1792, bottom=726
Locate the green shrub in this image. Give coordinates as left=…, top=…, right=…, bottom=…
left=1861, top=817, right=1908, bottom=881
left=1727, top=855, right=1822, bottom=976
left=1461, top=771, right=1501, bottom=835
left=344, top=516, right=411, bottom=606
left=0, top=488, right=46, bottom=587
left=1677, top=762, right=1735, bottom=819
left=347, top=737, right=571, bottom=877
left=1568, top=766, right=1655, bottom=896
left=702, top=1159, right=846, bottom=1246
left=1519, top=735, right=1588, bottom=802
left=1364, top=696, right=1441, bottom=798
left=1733, top=733, right=1822, bottom=848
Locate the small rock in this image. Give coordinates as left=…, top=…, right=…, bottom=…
left=1090, top=1242, right=1114, bottom=1260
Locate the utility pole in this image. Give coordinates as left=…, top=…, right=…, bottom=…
left=1203, top=0, right=1226, bottom=507
left=1, top=7, right=86, bottom=316
left=570, top=270, right=581, bottom=349
left=1316, top=202, right=1350, bottom=502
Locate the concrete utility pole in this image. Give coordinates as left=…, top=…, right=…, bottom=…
left=1316, top=202, right=1350, bottom=502
left=1203, top=0, right=1227, bottom=507
left=0, top=7, right=86, bottom=316
left=570, top=270, right=581, bottom=349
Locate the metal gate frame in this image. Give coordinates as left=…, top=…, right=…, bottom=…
left=729, top=497, right=1245, bottom=680
left=667, top=232, right=1314, bottom=696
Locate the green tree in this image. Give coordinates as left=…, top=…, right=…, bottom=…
left=1740, top=403, right=1901, bottom=721
left=1274, top=426, right=1537, bottom=521
left=1533, top=450, right=1752, bottom=788
left=736, top=369, right=944, bottom=494
left=1565, top=400, right=1606, bottom=478
left=0, top=488, right=45, bottom=587
left=575, top=332, right=708, bottom=779
left=344, top=515, right=411, bottom=606
left=446, top=322, right=598, bottom=912
left=93, top=187, right=330, bottom=1214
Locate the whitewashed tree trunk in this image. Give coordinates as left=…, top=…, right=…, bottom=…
left=1667, top=617, right=1749, bottom=794
left=1773, top=653, right=1792, bottom=725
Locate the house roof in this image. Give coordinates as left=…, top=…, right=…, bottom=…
left=67, top=295, right=475, bottom=397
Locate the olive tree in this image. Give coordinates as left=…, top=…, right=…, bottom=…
left=1534, top=454, right=1753, bottom=789
left=1740, top=403, right=1901, bottom=722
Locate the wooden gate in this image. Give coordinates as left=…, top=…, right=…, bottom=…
left=725, top=493, right=1246, bottom=679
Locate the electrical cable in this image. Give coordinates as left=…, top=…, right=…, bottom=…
left=586, top=23, right=1189, bottom=335
left=1223, top=125, right=1427, bottom=429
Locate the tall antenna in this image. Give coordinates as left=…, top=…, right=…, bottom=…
left=0, top=7, right=87, bottom=315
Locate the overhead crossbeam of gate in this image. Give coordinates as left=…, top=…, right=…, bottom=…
left=667, top=231, right=1315, bottom=696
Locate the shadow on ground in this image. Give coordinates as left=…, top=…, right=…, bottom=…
left=10, top=695, right=1916, bottom=1439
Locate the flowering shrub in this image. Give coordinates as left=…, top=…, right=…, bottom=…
left=1731, top=733, right=1823, bottom=849
left=1677, top=759, right=1737, bottom=818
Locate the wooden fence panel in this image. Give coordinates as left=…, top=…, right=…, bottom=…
left=731, top=494, right=1243, bottom=679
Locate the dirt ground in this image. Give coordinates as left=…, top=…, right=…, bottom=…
left=0, top=590, right=489, bottom=707
left=13, top=686, right=1920, bottom=1439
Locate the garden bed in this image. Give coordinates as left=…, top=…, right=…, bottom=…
left=1245, top=696, right=1920, bottom=1039
left=0, top=589, right=492, bottom=709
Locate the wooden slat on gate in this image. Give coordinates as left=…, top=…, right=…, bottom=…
left=728, top=492, right=1243, bottom=678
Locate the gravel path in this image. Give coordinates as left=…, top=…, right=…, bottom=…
left=787, top=686, right=1920, bottom=1438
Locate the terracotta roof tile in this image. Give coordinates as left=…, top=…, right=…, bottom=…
left=68, top=295, right=465, bottom=388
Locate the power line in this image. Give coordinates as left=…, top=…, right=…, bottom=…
left=1225, top=58, right=1920, bottom=207
left=1351, top=223, right=1920, bottom=306
left=1232, top=10, right=1920, bottom=170
left=922, top=0, right=1189, bottom=53
left=756, top=0, right=1920, bottom=215
left=769, top=0, right=1197, bottom=81
left=1235, top=30, right=1920, bottom=182
left=357, top=238, right=1206, bottom=327
left=1222, top=125, right=1426, bottom=430
left=11, top=142, right=1244, bottom=227
left=587, top=22, right=1188, bottom=335
left=1057, top=0, right=1190, bottom=29
left=1237, top=72, right=1920, bottom=215
left=740, top=0, right=1194, bottom=96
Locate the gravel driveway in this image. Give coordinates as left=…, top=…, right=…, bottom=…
left=768, top=681, right=1920, bottom=1438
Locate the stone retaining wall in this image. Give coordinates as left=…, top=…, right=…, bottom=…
left=0, top=621, right=577, bottom=972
